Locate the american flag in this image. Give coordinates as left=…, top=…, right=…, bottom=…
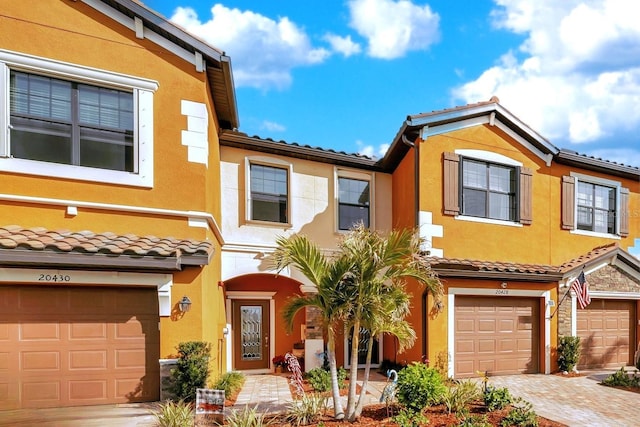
left=571, top=271, right=591, bottom=309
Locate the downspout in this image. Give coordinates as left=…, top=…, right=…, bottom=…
left=402, top=133, right=427, bottom=359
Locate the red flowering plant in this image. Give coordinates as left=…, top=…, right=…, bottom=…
left=272, top=355, right=287, bottom=369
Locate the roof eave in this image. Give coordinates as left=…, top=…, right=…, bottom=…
left=220, top=130, right=381, bottom=171
left=556, top=149, right=640, bottom=180
left=431, top=268, right=564, bottom=282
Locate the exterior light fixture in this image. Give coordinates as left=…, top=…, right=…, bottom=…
left=178, top=296, right=192, bottom=313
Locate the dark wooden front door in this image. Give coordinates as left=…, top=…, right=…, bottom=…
left=232, top=300, right=270, bottom=370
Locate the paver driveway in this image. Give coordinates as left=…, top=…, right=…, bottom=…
left=489, top=370, right=640, bottom=427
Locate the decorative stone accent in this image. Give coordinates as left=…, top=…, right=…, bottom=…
left=160, top=358, right=178, bottom=401
left=305, top=306, right=323, bottom=339
left=557, top=264, right=640, bottom=342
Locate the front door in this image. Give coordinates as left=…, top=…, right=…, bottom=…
left=232, top=300, right=270, bottom=370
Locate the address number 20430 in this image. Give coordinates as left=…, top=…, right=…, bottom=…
left=495, top=289, right=509, bottom=295
left=38, top=273, right=72, bottom=282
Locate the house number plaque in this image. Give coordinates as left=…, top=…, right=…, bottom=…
left=495, top=289, right=509, bottom=295
left=37, top=273, right=72, bottom=282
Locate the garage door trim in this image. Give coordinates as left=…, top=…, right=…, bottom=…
left=448, top=287, right=551, bottom=378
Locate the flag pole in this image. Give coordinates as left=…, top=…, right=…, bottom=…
left=548, top=285, right=571, bottom=319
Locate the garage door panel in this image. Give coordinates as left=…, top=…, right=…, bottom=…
left=455, top=296, right=539, bottom=377
left=0, top=286, right=159, bottom=409
left=577, top=299, right=635, bottom=369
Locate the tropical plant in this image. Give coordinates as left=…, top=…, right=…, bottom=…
left=458, top=414, right=492, bottom=427
left=169, top=341, right=211, bottom=402
left=483, top=386, right=513, bottom=411
left=338, top=223, right=444, bottom=420
left=395, top=362, right=446, bottom=413
left=150, top=399, right=194, bottom=427
left=274, top=224, right=443, bottom=421
left=210, top=371, right=245, bottom=399
left=392, top=407, right=430, bottom=427
left=501, top=398, right=539, bottom=427
left=601, top=367, right=640, bottom=388
left=273, top=233, right=355, bottom=419
left=285, top=393, right=327, bottom=426
left=442, top=379, right=480, bottom=415
left=305, top=367, right=347, bottom=393
left=557, top=336, right=581, bottom=372
left=226, top=405, right=274, bottom=427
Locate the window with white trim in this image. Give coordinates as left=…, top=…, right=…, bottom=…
left=336, top=169, right=372, bottom=231
left=249, top=163, right=289, bottom=223
left=0, top=50, right=156, bottom=187
left=562, top=173, right=628, bottom=237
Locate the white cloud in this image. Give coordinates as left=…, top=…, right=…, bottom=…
left=323, top=34, right=362, bottom=57
left=169, top=4, right=330, bottom=89
left=356, top=141, right=389, bottom=159
left=347, top=0, right=440, bottom=59
left=454, top=0, right=640, bottom=146
left=260, top=120, right=286, bottom=132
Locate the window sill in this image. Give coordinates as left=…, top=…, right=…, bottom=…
left=0, top=157, right=152, bottom=188
left=245, top=219, right=292, bottom=229
left=454, top=215, right=523, bottom=227
left=569, top=229, right=621, bottom=240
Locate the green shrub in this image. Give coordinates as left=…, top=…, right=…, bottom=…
left=226, top=405, right=274, bottom=427
left=151, top=400, right=194, bottom=427
left=501, top=399, right=538, bottom=427
left=557, top=336, right=581, bottom=372
left=396, top=362, right=446, bottom=412
left=458, top=414, right=492, bottom=427
left=442, top=379, right=480, bottom=415
left=170, top=341, right=211, bottom=402
left=285, top=393, right=327, bottom=426
left=305, top=367, right=347, bottom=392
left=483, top=386, right=512, bottom=412
left=392, top=407, right=430, bottom=427
left=211, top=371, right=245, bottom=398
left=601, top=367, right=640, bottom=388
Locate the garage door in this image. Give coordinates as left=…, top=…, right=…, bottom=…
left=455, top=296, right=539, bottom=377
left=577, top=299, right=635, bottom=369
left=0, top=286, right=160, bottom=410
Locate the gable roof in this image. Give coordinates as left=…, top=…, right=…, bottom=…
left=0, top=225, right=213, bottom=270
left=93, top=0, right=239, bottom=129
left=559, top=243, right=640, bottom=279
left=381, top=97, right=559, bottom=171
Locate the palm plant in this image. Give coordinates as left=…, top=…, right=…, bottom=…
left=273, top=234, right=355, bottom=420
left=339, top=223, right=443, bottom=421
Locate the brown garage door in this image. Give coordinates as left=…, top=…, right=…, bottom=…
left=577, top=299, right=635, bottom=369
left=455, top=296, right=539, bottom=377
left=0, top=285, right=159, bottom=410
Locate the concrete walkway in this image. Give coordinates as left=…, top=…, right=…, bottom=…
left=1, top=369, right=638, bottom=426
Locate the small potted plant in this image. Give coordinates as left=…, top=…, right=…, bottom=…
left=272, top=355, right=287, bottom=373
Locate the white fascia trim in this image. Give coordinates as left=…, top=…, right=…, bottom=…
left=493, top=120, right=553, bottom=166
left=81, top=0, right=203, bottom=71
left=0, top=49, right=158, bottom=91
left=587, top=291, right=640, bottom=300
left=447, top=287, right=551, bottom=377
left=455, top=149, right=523, bottom=167
left=422, top=116, right=490, bottom=138
left=0, top=193, right=224, bottom=245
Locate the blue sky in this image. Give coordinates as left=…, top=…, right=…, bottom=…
left=143, top=0, right=640, bottom=167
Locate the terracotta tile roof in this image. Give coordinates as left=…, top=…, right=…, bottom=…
left=424, top=256, right=561, bottom=276
left=558, top=243, right=620, bottom=272
left=0, top=225, right=213, bottom=269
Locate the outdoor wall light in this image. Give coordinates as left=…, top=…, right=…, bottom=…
left=178, top=295, right=192, bottom=313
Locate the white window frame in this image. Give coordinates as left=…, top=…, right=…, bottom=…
left=0, top=49, right=157, bottom=188
left=245, top=156, right=292, bottom=227
left=335, top=168, right=374, bottom=232
left=570, top=172, right=621, bottom=239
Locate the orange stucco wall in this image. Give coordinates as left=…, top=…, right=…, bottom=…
left=390, top=123, right=638, bottom=372
left=1, top=1, right=226, bottom=377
